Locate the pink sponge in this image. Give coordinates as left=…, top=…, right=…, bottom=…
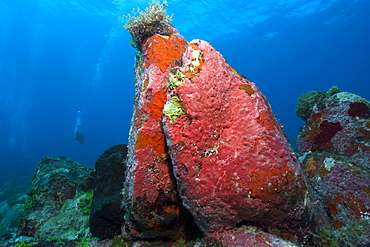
left=162, top=39, right=308, bottom=235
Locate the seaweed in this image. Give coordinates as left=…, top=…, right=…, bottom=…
left=123, top=1, right=173, bottom=50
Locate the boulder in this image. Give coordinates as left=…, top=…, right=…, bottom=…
left=162, top=40, right=310, bottom=240
left=90, top=144, right=128, bottom=239
left=124, top=30, right=193, bottom=239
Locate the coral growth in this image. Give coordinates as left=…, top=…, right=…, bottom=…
left=296, top=86, right=340, bottom=121
left=297, top=88, right=370, bottom=246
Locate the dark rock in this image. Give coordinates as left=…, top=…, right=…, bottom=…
left=90, top=144, right=128, bottom=239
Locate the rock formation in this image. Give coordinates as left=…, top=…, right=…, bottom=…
left=123, top=3, right=312, bottom=245
left=297, top=90, right=370, bottom=246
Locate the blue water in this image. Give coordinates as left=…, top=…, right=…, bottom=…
left=1, top=0, right=369, bottom=175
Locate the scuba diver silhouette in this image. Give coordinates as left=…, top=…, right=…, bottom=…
left=74, top=110, right=85, bottom=145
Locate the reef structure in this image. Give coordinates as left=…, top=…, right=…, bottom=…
left=297, top=90, right=370, bottom=246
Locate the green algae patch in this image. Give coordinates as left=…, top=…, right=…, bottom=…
left=15, top=240, right=34, bottom=247
left=77, top=190, right=93, bottom=214
left=111, top=235, right=129, bottom=247
left=163, top=96, right=186, bottom=123
left=168, top=67, right=185, bottom=90
left=296, top=86, right=341, bottom=121
left=36, top=191, right=93, bottom=240
left=296, top=90, right=327, bottom=121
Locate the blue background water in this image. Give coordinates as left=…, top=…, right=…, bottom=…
left=1, top=0, right=369, bottom=176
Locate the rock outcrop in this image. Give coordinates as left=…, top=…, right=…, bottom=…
left=16, top=156, right=93, bottom=243
left=297, top=91, right=370, bottom=246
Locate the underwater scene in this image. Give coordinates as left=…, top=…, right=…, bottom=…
left=1, top=0, right=370, bottom=246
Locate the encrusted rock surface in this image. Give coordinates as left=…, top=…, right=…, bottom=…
left=299, top=153, right=370, bottom=246
left=162, top=39, right=309, bottom=236
left=213, top=226, right=298, bottom=247
left=124, top=29, right=194, bottom=239
left=0, top=156, right=95, bottom=246
left=298, top=91, right=370, bottom=246
left=298, top=92, right=370, bottom=170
